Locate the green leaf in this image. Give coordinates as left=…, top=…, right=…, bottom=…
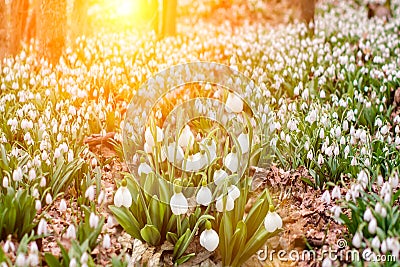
left=140, top=224, right=161, bottom=246
left=175, top=253, right=195, bottom=265
left=45, top=253, right=61, bottom=267
left=109, top=206, right=142, bottom=240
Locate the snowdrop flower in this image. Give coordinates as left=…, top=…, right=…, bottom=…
left=103, top=234, right=111, bottom=249
left=85, top=185, right=95, bottom=201
left=352, top=231, right=362, bottom=248
left=28, top=168, right=36, bottom=181
left=331, top=186, right=341, bottom=199
left=371, top=236, right=381, bottom=249
left=2, top=177, right=8, bottom=188
left=35, top=200, right=41, bottom=211
left=89, top=213, right=99, bottom=228
left=357, top=170, right=369, bottom=189
left=227, top=185, right=240, bottom=200
left=65, top=225, right=76, bottom=239
left=375, top=202, right=387, bottom=217
left=321, top=190, right=331, bottom=204
left=69, top=258, right=77, bottom=267
left=237, top=131, right=249, bottom=154
left=318, top=154, right=324, bottom=165
left=307, top=150, right=313, bottom=160
left=15, top=254, right=26, bottom=267
left=224, top=147, right=239, bottom=173
left=3, top=238, right=15, bottom=253
left=264, top=205, right=283, bottom=233
left=196, top=182, right=212, bottom=206
left=37, top=219, right=48, bottom=235
left=170, top=182, right=188, bottom=215
left=166, top=142, right=184, bottom=163
left=59, top=199, right=67, bottom=212
left=321, top=257, right=332, bottom=267
left=138, top=157, right=152, bottom=176
left=363, top=208, right=372, bottom=221
left=389, top=173, right=399, bottom=188
left=216, top=194, right=234, bottom=212
left=213, top=166, right=228, bottom=186
left=200, top=139, right=217, bottom=163
left=98, top=190, right=105, bottom=205
left=13, top=167, right=23, bottom=181
left=183, top=151, right=207, bottom=172
left=368, top=218, right=377, bottom=234
left=145, top=126, right=164, bottom=148
left=114, top=179, right=132, bottom=208
left=200, top=220, right=219, bottom=252
left=225, top=92, right=243, bottom=113
left=45, top=193, right=53, bottom=204
left=80, top=252, right=89, bottom=265
left=178, top=125, right=195, bottom=150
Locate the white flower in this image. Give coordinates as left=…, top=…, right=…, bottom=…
left=225, top=92, right=243, bottom=113
left=98, top=190, right=105, bottom=205
left=183, top=152, right=207, bottom=172
left=170, top=192, right=188, bottom=215
left=352, top=231, right=362, bottom=248
left=89, top=213, right=99, bottom=229
left=103, top=234, right=111, bottom=249
left=200, top=222, right=219, bottom=252
left=368, top=218, right=377, bottom=234
left=3, top=239, right=15, bottom=253
left=35, top=200, right=41, bottom=211
left=227, top=185, right=240, bottom=200
left=178, top=125, right=194, bottom=149
left=321, top=257, right=332, bottom=267
left=321, top=190, right=331, bottom=204
left=15, top=254, right=26, bottom=267
left=357, top=170, right=369, bottom=189
left=13, top=167, right=23, bottom=181
left=216, top=194, right=234, bottom=212
left=371, top=236, right=381, bottom=249
left=363, top=208, right=372, bottom=221
left=69, top=258, right=77, bottom=267
left=2, top=177, right=8, bottom=188
left=213, top=168, right=228, bottom=186
left=28, top=169, right=36, bottom=181
left=45, top=193, right=53, bottom=204
left=237, top=132, right=249, bottom=154
left=85, top=185, right=95, bottom=201
left=65, top=225, right=76, bottom=239
left=196, top=186, right=212, bottom=206
left=145, top=126, right=164, bottom=148
left=80, top=252, right=89, bottom=264
left=331, top=186, right=341, bottom=199
left=166, top=142, right=184, bottom=163
left=318, top=154, right=324, bottom=165
left=138, top=161, right=152, bottom=176
left=114, top=182, right=132, bottom=208
left=59, top=199, right=67, bottom=212
left=200, top=139, right=217, bottom=163
left=264, top=208, right=283, bottom=233
left=307, top=150, right=313, bottom=160
left=224, top=150, right=239, bottom=173
left=37, top=219, right=48, bottom=235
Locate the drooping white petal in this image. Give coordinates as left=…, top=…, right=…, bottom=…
left=170, top=192, right=188, bottom=215
left=183, top=152, right=207, bottom=172
left=200, top=139, right=217, bottom=163
left=237, top=133, right=249, bottom=154
left=264, top=211, right=283, bottom=233
left=213, top=169, right=228, bottom=186
left=216, top=194, right=235, bottom=212
left=224, top=152, right=239, bottom=173
left=166, top=142, right=184, bottom=163
left=178, top=125, right=195, bottom=149
left=200, top=229, right=219, bottom=251
left=225, top=92, right=243, bottom=113
left=227, top=185, right=240, bottom=200
left=145, top=126, right=164, bottom=147
left=121, top=187, right=132, bottom=208
left=196, top=186, right=213, bottom=206
left=138, top=162, right=152, bottom=176
left=114, top=187, right=123, bottom=207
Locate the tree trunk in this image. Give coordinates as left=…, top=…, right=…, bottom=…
left=0, top=0, right=7, bottom=58
left=299, top=0, right=315, bottom=25
left=36, top=0, right=67, bottom=65
left=70, top=0, right=89, bottom=41
left=9, top=0, right=29, bottom=55
left=161, top=0, right=177, bottom=37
